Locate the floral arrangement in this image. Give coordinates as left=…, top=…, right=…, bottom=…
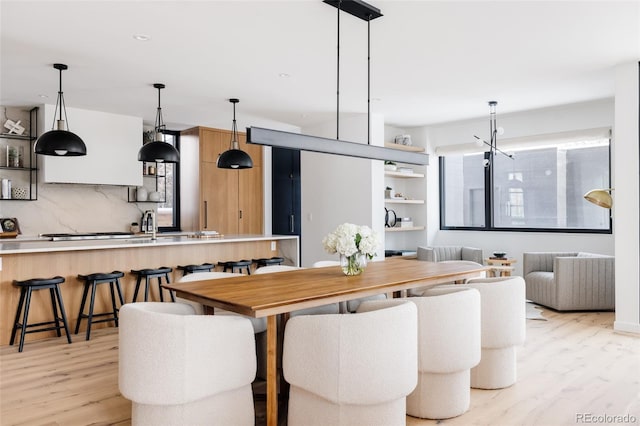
left=322, top=223, right=380, bottom=275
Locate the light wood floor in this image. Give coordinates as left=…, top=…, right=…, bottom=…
left=1, top=307, right=639, bottom=426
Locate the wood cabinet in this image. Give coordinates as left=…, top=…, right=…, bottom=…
left=181, top=126, right=263, bottom=235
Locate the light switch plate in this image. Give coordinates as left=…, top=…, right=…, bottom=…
left=271, top=241, right=277, bottom=251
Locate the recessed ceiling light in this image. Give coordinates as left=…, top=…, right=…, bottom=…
left=38, top=94, right=49, bottom=98
left=133, top=34, right=151, bottom=41
left=372, top=97, right=382, bottom=102
left=279, top=73, right=291, bottom=78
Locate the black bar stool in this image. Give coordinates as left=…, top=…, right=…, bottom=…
left=131, top=267, right=175, bottom=302
left=218, top=260, right=252, bottom=275
left=10, top=276, right=72, bottom=352
left=75, top=271, right=125, bottom=340
left=253, top=257, right=285, bottom=269
left=177, top=263, right=215, bottom=276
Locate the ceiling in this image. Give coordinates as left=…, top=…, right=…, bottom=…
left=1, top=1, right=638, bottom=134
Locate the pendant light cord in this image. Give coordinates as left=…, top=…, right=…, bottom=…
left=155, top=86, right=164, bottom=132
left=231, top=101, right=238, bottom=149
left=367, top=15, right=371, bottom=145
left=336, top=0, right=341, bottom=140
left=51, top=66, right=70, bottom=131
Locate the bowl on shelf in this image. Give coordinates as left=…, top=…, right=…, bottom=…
left=493, top=252, right=507, bottom=259
left=148, top=191, right=161, bottom=202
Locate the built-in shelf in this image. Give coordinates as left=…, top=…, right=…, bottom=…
left=384, top=143, right=425, bottom=153
left=385, top=226, right=426, bottom=232
left=384, top=171, right=424, bottom=178
left=385, top=198, right=424, bottom=204
left=0, top=107, right=38, bottom=201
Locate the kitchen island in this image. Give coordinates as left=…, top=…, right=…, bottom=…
left=0, top=234, right=299, bottom=346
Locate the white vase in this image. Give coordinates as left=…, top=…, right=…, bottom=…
left=136, top=187, right=148, bottom=202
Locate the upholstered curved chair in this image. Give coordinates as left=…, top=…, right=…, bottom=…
left=417, top=246, right=483, bottom=264
left=311, top=260, right=340, bottom=268
left=410, top=288, right=481, bottom=418
left=118, top=302, right=256, bottom=426
left=425, top=276, right=526, bottom=389
left=411, top=246, right=485, bottom=296
left=523, top=252, right=615, bottom=311
left=254, top=265, right=340, bottom=316
left=311, top=260, right=387, bottom=313
left=283, top=300, right=418, bottom=426
left=177, top=271, right=266, bottom=333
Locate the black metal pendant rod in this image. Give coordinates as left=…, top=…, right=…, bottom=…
left=336, top=0, right=341, bottom=140
left=367, top=15, right=371, bottom=145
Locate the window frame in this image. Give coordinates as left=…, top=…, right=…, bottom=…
left=439, top=139, right=612, bottom=234
left=157, top=130, right=181, bottom=232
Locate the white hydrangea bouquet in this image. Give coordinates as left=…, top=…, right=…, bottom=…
left=322, top=223, right=380, bottom=275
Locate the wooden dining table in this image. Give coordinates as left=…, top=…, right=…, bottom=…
left=163, top=257, right=487, bottom=426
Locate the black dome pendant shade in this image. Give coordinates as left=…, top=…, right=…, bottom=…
left=217, top=98, right=253, bottom=169
left=138, top=83, right=180, bottom=163
left=35, top=63, right=87, bottom=156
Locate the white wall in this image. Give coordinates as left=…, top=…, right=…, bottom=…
left=414, top=98, right=615, bottom=277
left=613, top=61, right=640, bottom=333
left=40, top=104, right=143, bottom=186
left=301, top=113, right=384, bottom=267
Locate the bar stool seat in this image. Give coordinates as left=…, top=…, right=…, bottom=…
left=218, top=260, right=252, bottom=275
left=10, top=276, right=72, bottom=352
left=75, top=271, right=125, bottom=340
left=252, top=257, right=285, bottom=268
left=131, top=267, right=175, bottom=303
left=177, top=263, right=215, bottom=276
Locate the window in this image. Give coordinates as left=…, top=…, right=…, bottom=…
left=157, top=130, right=180, bottom=231
left=440, top=131, right=611, bottom=233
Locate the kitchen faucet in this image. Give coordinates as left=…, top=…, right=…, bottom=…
left=143, top=210, right=157, bottom=240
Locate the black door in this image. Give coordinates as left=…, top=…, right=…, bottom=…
left=272, top=147, right=301, bottom=241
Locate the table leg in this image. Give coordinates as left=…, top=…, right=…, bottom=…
left=266, top=315, right=278, bottom=426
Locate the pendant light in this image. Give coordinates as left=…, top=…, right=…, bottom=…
left=246, top=0, right=429, bottom=166
left=217, top=98, right=253, bottom=169
left=35, top=63, right=87, bottom=156
left=138, top=83, right=180, bottom=163
left=473, top=101, right=513, bottom=166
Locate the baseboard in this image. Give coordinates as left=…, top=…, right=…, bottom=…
left=613, top=320, right=640, bottom=334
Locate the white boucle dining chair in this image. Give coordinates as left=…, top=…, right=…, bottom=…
left=424, top=276, right=526, bottom=389
left=254, top=265, right=340, bottom=316
left=118, top=302, right=256, bottom=426
left=177, top=271, right=267, bottom=333
left=311, top=260, right=387, bottom=313
left=283, top=299, right=418, bottom=426
left=403, top=287, right=481, bottom=419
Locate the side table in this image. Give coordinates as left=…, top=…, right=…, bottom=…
left=485, top=257, right=516, bottom=277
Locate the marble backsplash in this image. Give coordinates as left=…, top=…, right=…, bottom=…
left=0, top=183, right=148, bottom=236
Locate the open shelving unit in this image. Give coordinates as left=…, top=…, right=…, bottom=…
left=384, top=143, right=426, bottom=233
left=0, top=107, right=38, bottom=201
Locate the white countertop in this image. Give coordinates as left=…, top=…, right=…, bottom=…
left=0, top=234, right=299, bottom=255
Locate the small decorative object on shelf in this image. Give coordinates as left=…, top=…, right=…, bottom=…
left=384, top=161, right=397, bottom=171
left=394, top=134, right=412, bottom=146
left=136, top=187, right=148, bottom=202
left=11, top=187, right=27, bottom=199
left=322, top=223, right=380, bottom=276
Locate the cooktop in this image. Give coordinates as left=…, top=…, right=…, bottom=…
left=40, top=232, right=135, bottom=241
